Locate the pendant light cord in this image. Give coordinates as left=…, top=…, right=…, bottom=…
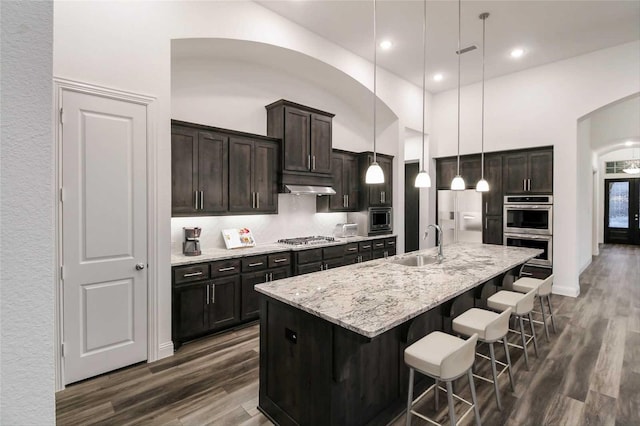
left=421, top=0, right=426, bottom=171
left=373, top=0, right=377, bottom=164
left=456, top=0, right=461, bottom=176
left=481, top=13, right=486, bottom=179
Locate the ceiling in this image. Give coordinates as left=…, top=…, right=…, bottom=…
left=256, top=0, right=640, bottom=93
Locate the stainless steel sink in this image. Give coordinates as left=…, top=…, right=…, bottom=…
left=390, top=255, right=440, bottom=267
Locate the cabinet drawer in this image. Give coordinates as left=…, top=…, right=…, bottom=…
left=372, top=240, right=386, bottom=250
left=210, top=259, right=241, bottom=277
left=343, top=254, right=359, bottom=265
left=295, top=248, right=323, bottom=265
left=174, top=264, right=210, bottom=285
left=296, top=261, right=324, bottom=275
left=385, top=237, right=396, bottom=248
left=242, top=255, right=268, bottom=272
left=344, top=243, right=359, bottom=255
left=268, top=252, right=291, bottom=268
left=360, top=252, right=373, bottom=262
left=358, top=241, right=373, bottom=252
left=323, top=245, right=345, bottom=260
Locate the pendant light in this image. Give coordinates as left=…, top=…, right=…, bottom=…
left=365, top=0, right=385, bottom=184
left=450, top=0, right=465, bottom=190
left=476, top=12, right=490, bottom=192
left=414, top=0, right=432, bottom=188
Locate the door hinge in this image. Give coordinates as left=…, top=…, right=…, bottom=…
left=59, top=188, right=64, bottom=203
left=59, top=108, right=64, bottom=125
left=61, top=343, right=65, bottom=357
left=60, top=265, right=64, bottom=280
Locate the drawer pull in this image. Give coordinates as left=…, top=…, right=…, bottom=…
left=273, top=258, right=288, bottom=263
left=361, top=245, right=371, bottom=249
left=375, top=243, right=384, bottom=248
left=248, top=262, right=264, bottom=267
left=218, top=266, right=235, bottom=272
left=183, top=271, right=203, bottom=277
left=347, top=247, right=358, bottom=251
left=387, top=241, right=395, bottom=245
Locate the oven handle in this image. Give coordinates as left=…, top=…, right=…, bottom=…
left=504, top=204, right=552, bottom=209
left=504, top=233, right=550, bottom=240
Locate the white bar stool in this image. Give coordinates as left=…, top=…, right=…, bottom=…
left=405, top=332, right=481, bottom=426
left=452, top=307, right=514, bottom=410
left=512, top=274, right=557, bottom=341
left=486, top=288, right=538, bottom=370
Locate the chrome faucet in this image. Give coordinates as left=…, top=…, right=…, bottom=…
left=424, top=224, right=444, bottom=263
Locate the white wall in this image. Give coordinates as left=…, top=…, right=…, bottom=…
left=54, top=0, right=424, bottom=362
left=577, top=118, right=594, bottom=272
left=0, top=1, right=55, bottom=423
left=432, top=41, right=640, bottom=297
left=589, top=95, right=640, bottom=151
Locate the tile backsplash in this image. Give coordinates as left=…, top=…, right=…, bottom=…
left=171, top=194, right=347, bottom=254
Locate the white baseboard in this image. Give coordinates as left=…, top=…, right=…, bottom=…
left=579, top=258, right=592, bottom=274
left=552, top=284, right=580, bottom=298
left=157, top=341, right=175, bottom=360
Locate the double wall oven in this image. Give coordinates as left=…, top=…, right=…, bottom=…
left=503, top=195, right=553, bottom=267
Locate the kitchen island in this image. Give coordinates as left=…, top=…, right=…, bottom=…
left=255, top=243, right=541, bottom=426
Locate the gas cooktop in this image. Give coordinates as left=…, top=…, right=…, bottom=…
left=277, top=236, right=336, bottom=246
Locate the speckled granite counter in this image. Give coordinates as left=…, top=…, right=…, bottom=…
left=171, top=234, right=395, bottom=266
left=256, top=242, right=541, bottom=338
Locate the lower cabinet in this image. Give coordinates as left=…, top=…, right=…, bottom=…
left=483, top=215, right=503, bottom=245
left=241, top=266, right=290, bottom=320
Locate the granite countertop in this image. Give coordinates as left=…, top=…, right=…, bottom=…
left=255, top=243, right=542, bottom=338
left=171, top=234, right=396, bottom=266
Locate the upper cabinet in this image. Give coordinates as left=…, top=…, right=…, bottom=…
left=435, top=155, right=481, bottom=189
left=317, top=150, right=359, bottom=212
left=359, top=152, right=393, bottom=207
left=266, top=100, right=334, bottom=188
left=171, top=120, right=279, bottom=216
left=172, top=124, right=228, bottom=216
left=503, top=148, right=553, bottom=194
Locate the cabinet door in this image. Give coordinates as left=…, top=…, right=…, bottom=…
left=171, top=125, right=198, bottom=215
left=482, top=154, right=503, bottom=216
left=328, top=154, right=346, bottom=210
left=173, top=282, right=208, bottom=340
left=283, top=107, right=311, bottom=172
left=344, top=153, right=359, bottom=210
left=528, top=150, right=553, bottom=193
left=503, top=152, right=528, bottom=194
left=460, top=155, right=482, bottom=189
left=241, top=271, right=268, bottom=320
left=270, top=266, right=291, bottom=281
left=228, top=137, right=254, bottom=212
left=436, top=157, right=458, bottom=189
left=296, top=262, right=324, bottom=275
left=198, top=131, right=228, bottom=213
left=483, top=215, right=503, bottom=245
left=310, top=114, right=332, bottom=174
left=368, top=155, right=393, bottom=207
left=210, top=275, right=240, bottom=330
left=253, top=141, right=278, bottom=213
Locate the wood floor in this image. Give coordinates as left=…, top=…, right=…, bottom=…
left=56, top=244, right=640, bottom=426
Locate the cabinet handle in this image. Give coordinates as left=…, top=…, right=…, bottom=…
left=270, top=273, right=274, bottom=281
left=218, top=266, right=235, bottom=272
left=485, top=202, right=488, bottom=214
left=362, top=245, right=371, bottom=249
left=308, top=155, right=311, bottom=170
left=528, top=179, right=531, bottom=191
left=211, top=284, right=215, bottom=303
left=357, top=255, right=362, bottom=263
left=206, top=285, right=210, bottom=305
left=194, top=191, right=199, bottom=210
left=183, top=271, right=203, bottom=278
left=199, top=191, right=204, bottom=209
left=273, top=258, right=287, bottom=263
left=346, top=195, right=349, bottom=207
left=344, top=195, right=347, bottom=208
left=265, top=273, right=269, bottom=282
left=485, top=217, right=488, bottom=229
left=523, top=179, right=526, bottom=191
left=388, top=241, right=395, bottom=246
left=347, top=247, right=357, bottom=251
left=384, top=250, right=389, bottom=258
left=248, top=262, right=264, bottom=267
left=256, top=192, right=260, bottom=209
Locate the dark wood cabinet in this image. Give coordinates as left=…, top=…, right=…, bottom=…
left=171, top=125, right=228, bottom=215
left=359, top=152, right=393, bottom=207
left=228, top=136, right=278, bottom=214
left=482, top=154, right=504, bottom=245
left=503, top=148, right=553, bottom=194
left=436, top=157, right=458, bottom=189
left=483, top=215, right=503, bottom=245
left=317, top=150, right=359, bottom=212
left=435, top=155, right=481, bottom=189
left=210, top=276, right=241, bottom=329
left=266, top=100, right=334, bottom=188
left=241, top=266, right=291, bottom=320
left=460, top=155, right=482, bottom=188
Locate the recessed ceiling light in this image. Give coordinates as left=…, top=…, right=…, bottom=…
left=510, top=48, right=525, bottom=58
left=380, top=40, right=393, bottom=50
left=433, top=73, right=444, bottom=82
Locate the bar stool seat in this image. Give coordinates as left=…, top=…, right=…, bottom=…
left=512, top=275, right=557, bottom=341
left=405, top=332, right=481, bottom=426
left=487, top=291, right=530, bottom=315
left=453, top=308, right=514, bottom=410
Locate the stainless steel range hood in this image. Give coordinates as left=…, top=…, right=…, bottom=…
left=284, top=185, right=336, bottom=195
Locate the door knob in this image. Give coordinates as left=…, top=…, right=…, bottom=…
left=135, top=263, right=145, bottom=270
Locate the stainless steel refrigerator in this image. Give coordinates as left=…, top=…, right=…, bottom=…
left=437, top=190, right=483, bottom=244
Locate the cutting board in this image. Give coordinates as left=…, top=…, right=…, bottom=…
left=222, top=228, right=256, bottom=249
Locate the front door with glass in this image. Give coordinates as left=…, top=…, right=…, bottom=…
left=604, top=179, right=640, bottom=245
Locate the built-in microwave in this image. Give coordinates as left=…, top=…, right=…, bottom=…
left=503, top=195, right=553, bottom=235
left=368, top=207, right=393, bottom=235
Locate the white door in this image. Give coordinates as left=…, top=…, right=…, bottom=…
left=61, top=89, right=148, bottom=384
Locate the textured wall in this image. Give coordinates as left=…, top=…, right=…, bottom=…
left=0, top=1, right=55, bottom=423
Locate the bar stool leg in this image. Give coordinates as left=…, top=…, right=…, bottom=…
left=528, top=313, right=539, bottom=357
left=538, top=296, right=550, bottom=341
left=434, top=378, right=439, bottom=411
left=502, top=336, right=515, bottom=391
left=488, top=342, right=502, bottom=410
left=547, top=295, right=558, bottom=333
left=467, top=369, right=482, bottom=426
left=446, top=381, right=457, bottom=426
left=518, top=315, right=530, bottom=369
left=406, top=368, right=414, bottom=426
